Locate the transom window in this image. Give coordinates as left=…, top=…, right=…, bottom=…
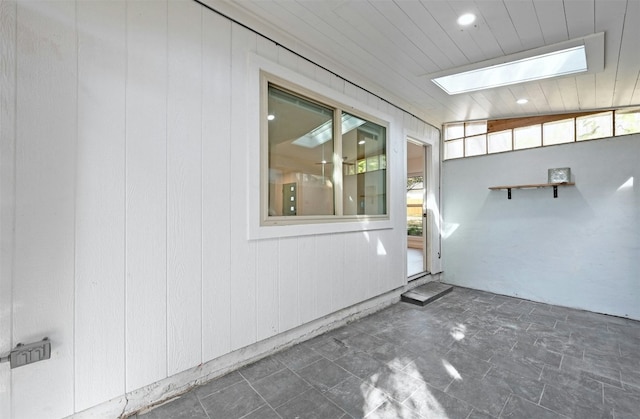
left=264, top=78, right=388, bottom=225
left=444, top=107, right=640, bottom=160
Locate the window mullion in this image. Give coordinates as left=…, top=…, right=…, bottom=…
left=333, top=108, right=344, bottom=216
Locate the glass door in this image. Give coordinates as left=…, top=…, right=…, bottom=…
left=407, top=140, right=427, bottom=278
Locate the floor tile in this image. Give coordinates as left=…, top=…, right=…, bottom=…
left=362, top=340, right=416, bottom=370
left=194, top=371, right=244, bottom=399
left=500, top=394, right=566, bottom=419
left=445, top=375, right=511, bottom=417
left=443, top=346, right=492, bottom=379
left=140, top=392, right=207, bottom=419
left=560, top=354, right=622, bottom=387
left=511, top=341, right=563, bottom=369
left=540, top=382, right=613, bottom=419
left=274, top=344, right=324, bottom=371
left=621, top=368, right=640, bottom=390
left=239, top=404, right=281, bottom=419
left=307, top=336, right=352, bottom=361
left=466, top=408, right=497, bottom=419
left=403, top=382, right=473, bottom=419
left=199, top=381, right=265, bottom=419
left=539, top=365, right=603, bottom=400
left=334, top=350, right=389, bottom=381
left=367, top=366, right=424, bottom=403
left=489, top=349, right=543, bottom=380
left=448, top=332, right=507, bottom=362
left=324, top=375, right=388, bottom=418
left=340, top=332, right=387, bottom=353
left=367, top=399, right=423, bottom=419
left=603, top=384, right=640, bottom=417
left=484, top=365, right=545, bottom=403
left=297, top=358, right=352, bottom=392
left=133, top=287, right=640, bottom=419
left=275, top=388, right=346, bottom=419
left=251, top=368, right=311, bottom=408
left=403, top=352, right=455, bottom=391
left=520, top=312, right=561, bottom=328
left=238, top=357, right=285, bottom=383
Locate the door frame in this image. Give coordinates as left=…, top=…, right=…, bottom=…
left=405, top=130, right=442, bottom=276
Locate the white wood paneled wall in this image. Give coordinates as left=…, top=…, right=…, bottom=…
left=0, top=1, right=17, bottom=417
left=75, top=0, right=127, bottom=409
left=0, top=0, right=440, bottom=417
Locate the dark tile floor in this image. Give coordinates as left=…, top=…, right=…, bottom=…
left=136, top=286, right=640, bottom=419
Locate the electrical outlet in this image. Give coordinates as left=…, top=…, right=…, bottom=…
left=9, top=338, right=51, bottom=369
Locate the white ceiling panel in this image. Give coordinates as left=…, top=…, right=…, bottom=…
left=565, top=0, right=596, bottom=38
left=503, top=0, right=545, bottom=50
left=594, top=0, right=627, bottom=108
left=475, top=0, right=521, bottom=55
left=532, top=0, right=570, bottom=44
left=205, top=0, right=640, bottom=126
left=612, top=0, right=640, bottom=107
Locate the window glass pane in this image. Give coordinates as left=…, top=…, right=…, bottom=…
left=366, top=156, right=379, bottom=172
left=465, top=134, right=487, bottom=157
left=577, top=112, right=613, bottom=141
left=445, top=123, right=464, bottom=140
left=488, top=130, right=512, bottom=153
left=406, top=176, right=423, bottom=237
left=615, top=108, right=640, bottom=136
left=543, top=119, right=574, bottom=145
left=444, top=138, right=463, bottom=159
left=514, top=124, right=542, bottom=150
left=342, top=112, right=386, bottom=216
left=465, top=121, right=487, bottom=136
left=268, top=85, right=334, bottom=216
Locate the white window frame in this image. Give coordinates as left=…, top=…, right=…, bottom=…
left=247, top=54, right=395, bottom=240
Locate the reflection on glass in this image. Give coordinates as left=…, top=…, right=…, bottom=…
left=342, top=112, right=386, bottom=215
left=445, top=123, right=464, bottom=140
left=543, top=119, right=574, bottom=145
left=444, top=138, right=463, bottom=159
left=514, top=125, right=542, bottom=150
left=577, top=112, right=612, bottom=140
left=268, top=85, right=335, bottom=216
left=488, top=130, right=512, bottom=153
left=406, top=176, right=423, bottom=237
left=615, top=108, right=640, bottom=136
left=465, top=121, right=487, bottom=137
left=464, top=134, right=487, bottom=157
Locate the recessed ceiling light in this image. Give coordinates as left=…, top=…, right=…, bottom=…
left=457, top=13, right=476, bottom=26
left=358, top=140, right=366, bottom=145
left=517, top=98, right=529, bottom=104
left=267, top=114, right=275, bottom=121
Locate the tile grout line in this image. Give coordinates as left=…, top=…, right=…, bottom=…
left=196, top=397, right=212, bottom=419
left=537, top=383, right=546, bottom=405
left=497, top=392, right=513, bottom=418
left=241, top=374, right=284, bottom=417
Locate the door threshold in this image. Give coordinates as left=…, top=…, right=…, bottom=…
left=408, top=271, right=430, bottom=282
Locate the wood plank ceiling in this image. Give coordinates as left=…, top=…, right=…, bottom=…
left=204, top=0, right=640, bottom=127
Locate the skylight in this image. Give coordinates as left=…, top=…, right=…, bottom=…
left=432, top=45, right=588, bottom=95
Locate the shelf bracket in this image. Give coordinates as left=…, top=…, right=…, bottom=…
left=553, top=185, right=558, bottom=198
left=507, top=188, right=511, bottom=200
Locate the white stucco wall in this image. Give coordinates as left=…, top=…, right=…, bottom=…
left=442, top=134, right=640, bottom=320
left=0, top=1, right=440, bottom=418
